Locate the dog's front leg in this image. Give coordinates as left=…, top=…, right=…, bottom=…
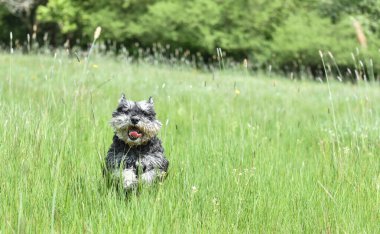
left=113, top=168, right=138, bottom=190
left=123, top=168, right=138, bottom=189
left=140, top=153, right=169, bottom=184
left=141, top=169, right=166, bottom=184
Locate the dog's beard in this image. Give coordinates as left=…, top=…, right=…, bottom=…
left=110, top=114, right=162, bottom=146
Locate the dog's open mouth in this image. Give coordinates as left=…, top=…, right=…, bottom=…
left=128, top=127, right=143, bottom=140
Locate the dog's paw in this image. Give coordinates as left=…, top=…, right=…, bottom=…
left=111, top=168, right=138, bottom=190
left=122, top=169, right=138, bottom=190
left=141, top=170, right=155, bottom=184
left=141, top=170, right=167, bottom=184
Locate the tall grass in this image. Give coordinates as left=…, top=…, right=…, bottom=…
left=0, top=52, right=379, bottom=233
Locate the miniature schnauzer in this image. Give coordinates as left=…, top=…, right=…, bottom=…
left=104, top=94, right=169, bottom=190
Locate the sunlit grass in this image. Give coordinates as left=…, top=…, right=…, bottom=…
left=0, top=53, right=379, bottom=233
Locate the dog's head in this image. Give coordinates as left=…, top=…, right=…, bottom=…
left=110, top=94, right=162, bottom=146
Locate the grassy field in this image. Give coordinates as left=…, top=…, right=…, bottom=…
left=0, top=53, right=379, bottom=233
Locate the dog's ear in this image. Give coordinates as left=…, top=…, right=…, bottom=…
left=148, top=96, right=154, bottom=104
left=119, top=93, right=126, bottom=103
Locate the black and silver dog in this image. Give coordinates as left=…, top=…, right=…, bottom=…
left=104, top=94, right=169, bottom=190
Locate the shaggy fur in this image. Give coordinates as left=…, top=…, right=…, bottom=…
left=105, top=94, right=169, bottom=190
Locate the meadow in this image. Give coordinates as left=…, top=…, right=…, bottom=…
left=0, top=52, right=379, bottom=233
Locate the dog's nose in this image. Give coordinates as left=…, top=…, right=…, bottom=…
left=131, top=116, right=140, bottom=125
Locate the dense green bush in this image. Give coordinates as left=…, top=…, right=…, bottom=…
left=0, top=5, right=28, bottom=47
left=271, top=10, right=380, bottom=79
left=270, top=12, right=355, bottom=72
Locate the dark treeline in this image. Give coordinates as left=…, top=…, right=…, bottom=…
left=1, top=0, right=380, bottom=79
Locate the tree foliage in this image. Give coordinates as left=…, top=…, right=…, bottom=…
left=1, top=0, right=380, bottom=76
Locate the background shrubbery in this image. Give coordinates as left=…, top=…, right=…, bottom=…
left=1, top=0, right=380, bottom=77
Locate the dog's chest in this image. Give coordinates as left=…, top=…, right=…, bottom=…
left=123, top=149, right=147, bottom=169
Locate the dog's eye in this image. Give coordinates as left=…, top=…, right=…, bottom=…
left=143, top=110, right=156, bottom=117
left=117, top=107, right=130, bottom=114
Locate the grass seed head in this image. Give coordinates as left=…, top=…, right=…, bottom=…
left=94, top=26, right=102, bottom=40
left=243, top=58, right=248, bottom=69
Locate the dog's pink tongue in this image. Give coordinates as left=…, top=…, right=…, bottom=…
left=129, top=131, right=142, bottom=138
